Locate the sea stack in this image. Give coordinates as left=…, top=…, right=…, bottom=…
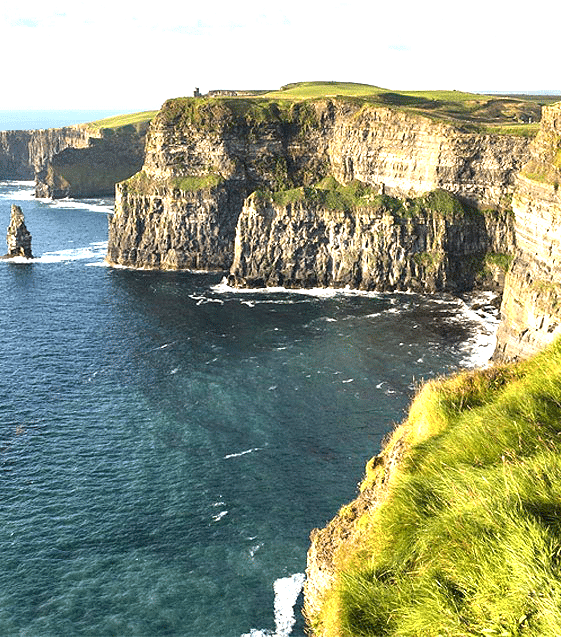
left=5, top=204, right=33, bottom=259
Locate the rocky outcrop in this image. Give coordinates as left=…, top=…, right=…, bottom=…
left=107, top=97, right=530, bottom=277
left=494, top=103, right=561, bottom=361
left=3, top=204, right=33, bottom=258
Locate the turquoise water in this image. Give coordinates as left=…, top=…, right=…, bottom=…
left=0, top=181, right=497, bottom=636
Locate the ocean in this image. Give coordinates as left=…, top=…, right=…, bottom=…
left=0, top=173, right=498, bottom=634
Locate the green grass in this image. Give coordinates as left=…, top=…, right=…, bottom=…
left=87, top=110, right=157, bottom=131
left=269, top=177, right=384, bottom=211
left=264, top=81, right=388, bottom=99
left=120, top=170, right=223, bottom=195
left=266, top=179, right=484, bottom=220
left=261, top=82, right=548, bottom=135
left=170, top=173, right=223, bottom=192
left=316, top=337, right=561, bottom=637
left=159, top=83, right=552, bottom=137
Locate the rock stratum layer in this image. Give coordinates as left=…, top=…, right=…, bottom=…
left=107, top=97, right=529, bottom=294
left=494, top=102, right=561, bottom=361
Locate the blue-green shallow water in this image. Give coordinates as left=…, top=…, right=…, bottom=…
left=0, top=181, right=497, bottom=636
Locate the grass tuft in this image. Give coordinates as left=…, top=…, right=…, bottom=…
left=316, top=337, right=561, bottom=637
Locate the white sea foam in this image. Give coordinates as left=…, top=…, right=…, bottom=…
left=0, top=181, right=35, bottom=201
left=37, top=241, right=108, bottom=263
left=224, top=447, right=262, bottom=459
left=454, top=291, right=500, bottom=368
left=1, top=255, right=34, bottom=264
left=212, top=510, right=228, bottom=522
left=212, top=277, right=382, bottom=299
left=47, top=198, right=114, bottom=214
left=242, top=573, right=306, bottom=637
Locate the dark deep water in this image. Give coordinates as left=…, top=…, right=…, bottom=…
left=0, top=180, right=498, bottom=636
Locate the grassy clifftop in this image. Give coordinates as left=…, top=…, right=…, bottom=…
left=309, top=336, right=561, bottom=636
left=156, top=82, right=558, bottom=137
left=86, top=110, right=158, bottom=132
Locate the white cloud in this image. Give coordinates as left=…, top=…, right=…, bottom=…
left=0, top=0, right=558, bottom=109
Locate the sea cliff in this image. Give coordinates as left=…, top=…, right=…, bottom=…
left=107, top=97, right=528, bottom=295
left=494, top=102, right=561, bottom=361
left=0, top=115, right=152, bottom=198
left=0, top=127, right=91, bottom=181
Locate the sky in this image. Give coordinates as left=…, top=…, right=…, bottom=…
left=1, top=0, right=559, bottom=111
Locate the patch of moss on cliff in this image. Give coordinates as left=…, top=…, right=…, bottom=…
left=170, top=173, right=224, bottom=192
left=406, top=188, right=479, bottom=218
left=309, top=337, right=561, bottom=637
left=265, top=179, right=499, bottom=223
left=413, top=250, right=444, bottom=272
left=266, top=177, right=387, bottom=212
left=158, top=96, right=319, bottom=135
left=120, top=170, right=223, bottom=195
left=485, top=252, right=514, bottom=273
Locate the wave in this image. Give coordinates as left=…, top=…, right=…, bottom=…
left=37, top=242, right=108, bottom=263
left=223, top=447, right=262, bottom=459
left=45, top=198, right=114, bottom=214
left=211, top=277, right=384, bottom=299
left=0, top=181, right=36, bottom=201
left=242, top=573, right=306, bottom=637
left=453, top=291, right=501, bottom=368
left=0, top=181, right=113, bottom=213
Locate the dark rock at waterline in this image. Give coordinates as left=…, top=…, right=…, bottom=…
left=2, top=204, right=33, bottom=259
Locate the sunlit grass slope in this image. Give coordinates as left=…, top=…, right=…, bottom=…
left=318, top=336, right=561, bottom=637
left=262, top=81, right=547, bottom=135
left=87, top=110, right=158, bottom=131
left=264, top=81, right=388, bottom=99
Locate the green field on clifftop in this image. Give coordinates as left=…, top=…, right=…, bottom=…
left=253, top=81, right=558, bottom=133
left=313, top=336, right=561, bottom=637
left=87, top=110, right=158, bottom=131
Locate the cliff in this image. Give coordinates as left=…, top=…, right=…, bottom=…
left=304, top=338, right=561, bottom=636
left=0, top=115, right=152, bottom=198
left=107, top=97, right=529, bottom=288
left=35, top=121, right=150, bottom=198
left=228, top=186, right=513, bottom=292
left=0, top=127, right=91, bottom=181
left=493, top=102, right=561, bottom=361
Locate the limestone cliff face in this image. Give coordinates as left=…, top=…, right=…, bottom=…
left=494, top=103, right=561, bottom=361
left=228, top=191, right=514, bottom=292
left=107, top=97, right=529, bottom=276
left=325, top=105, right=526, bottom=208
left=108, top=179, right=243, bottom=270
left=35, top=122, right=149, bottom=198
left=0, top=127, right=91, bottom=181
left=0, top=123, right=148, bottom=199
